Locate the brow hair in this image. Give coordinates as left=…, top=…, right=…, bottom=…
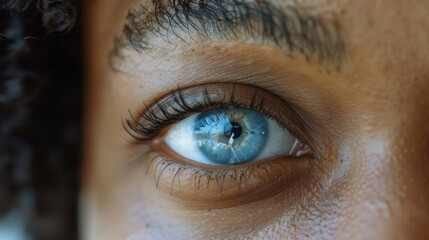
left=113, top=0, right=344, bottom=67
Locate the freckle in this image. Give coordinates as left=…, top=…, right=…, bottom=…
left=145, top=223, right=150, bottom=228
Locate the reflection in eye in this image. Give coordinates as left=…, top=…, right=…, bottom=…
left=124, top=84, right=314, bottom=201
left=165, top=108, right=299, bottom=165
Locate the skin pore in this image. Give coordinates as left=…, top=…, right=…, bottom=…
left=83, top=0, right=429, bottom=239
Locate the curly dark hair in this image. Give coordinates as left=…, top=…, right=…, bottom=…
left=0, top=0, right=82, bottom=239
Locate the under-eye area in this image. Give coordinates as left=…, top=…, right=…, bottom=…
left=143, top=152, right=314, bottom=207
left=124, top=83, right=317, bottom=205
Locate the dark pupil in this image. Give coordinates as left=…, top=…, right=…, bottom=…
left=225, top=122, right=242, bottom=139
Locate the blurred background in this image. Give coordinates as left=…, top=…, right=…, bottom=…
left=0, top=0, right=83, bottom=239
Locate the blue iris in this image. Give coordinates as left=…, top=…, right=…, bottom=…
left=192, top=108, right=269, bottom=165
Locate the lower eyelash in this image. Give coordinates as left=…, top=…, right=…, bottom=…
left=124, top=84, right=317, bottom=199
left=146, top=152, right=263, bottom=196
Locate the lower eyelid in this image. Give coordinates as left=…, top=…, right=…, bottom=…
left=143, top=151, right=314, bottom=209
left=125, top=83, right=319, bottom=207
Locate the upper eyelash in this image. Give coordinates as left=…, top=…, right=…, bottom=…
left=124, top=85, right=267, bottom=141
left=124, top=83, right=320, bottom=156
left=124, top=91, right=196, bottom=141
left=124, top=84, right=318, bottom=195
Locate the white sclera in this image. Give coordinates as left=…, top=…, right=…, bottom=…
left=164, top=113, right=298, bottom=165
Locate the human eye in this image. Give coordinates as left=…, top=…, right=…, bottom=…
left=164, top=107, right=302, bottom=166
left=124, top=83, right=316, bottom=206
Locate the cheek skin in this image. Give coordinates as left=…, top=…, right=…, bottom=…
left=83, top=0, right=429, bottom=239
left=333, top=1, right=429, bottom=236
left=334, top=123, right=429, bottom=238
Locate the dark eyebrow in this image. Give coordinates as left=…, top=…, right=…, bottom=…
left=114, top=0, right=344, bottom=67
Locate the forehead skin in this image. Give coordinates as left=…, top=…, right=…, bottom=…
left=83, top=0, right=429, bottom=239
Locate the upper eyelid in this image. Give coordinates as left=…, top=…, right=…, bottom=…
left=123, top=83, right=316, bottom=150
left=112, top=0, right=345, bottom=69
